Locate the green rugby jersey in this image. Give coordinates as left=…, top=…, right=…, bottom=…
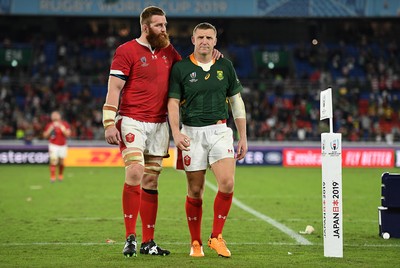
left=168, top=54, right=243, bottom=127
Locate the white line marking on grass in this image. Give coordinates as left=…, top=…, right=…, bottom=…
left=3, top=242, right=296, bottom=246
left=56, top=217, right=122, bottom=221
left=205, top=180, right=313, bottom=246
left=1, top=242, right=110, bottom=246
left=2, top=242, right=399, bottom=248
left=55, top=217, right=264, bottom=222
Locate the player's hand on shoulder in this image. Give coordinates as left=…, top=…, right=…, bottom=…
left=212, top=48, right=223, bottom=60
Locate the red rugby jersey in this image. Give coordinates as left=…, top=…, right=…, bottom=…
left=110, top=39, right=181, bottom=123
left=44, top=121, right=70, bottom=146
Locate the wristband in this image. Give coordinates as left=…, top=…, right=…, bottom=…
left=103, top=104, right=117, bottom=129
left=229, top=93, right=246, bottom=119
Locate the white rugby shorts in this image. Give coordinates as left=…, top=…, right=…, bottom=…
left=49, top=143, right=68, bottom=159
left=180, top=123, right=234, bottom=171
left=117, top=116, right=169, bottom=157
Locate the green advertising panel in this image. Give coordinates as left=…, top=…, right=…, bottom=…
left=0, top=48, right=33, bottom=66
left=254, top=50, right=289, bottom=68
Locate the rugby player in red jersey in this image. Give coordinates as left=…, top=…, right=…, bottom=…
left=102, top=6, right=222, bottom=257
left=43, top=111, right=71, bottom=182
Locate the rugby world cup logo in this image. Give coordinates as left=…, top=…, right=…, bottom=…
left=140, top=56, right=148, bottom=67
left=189, top=72, right=198, bottom=83
left=330, top=139, right=339, bottom=151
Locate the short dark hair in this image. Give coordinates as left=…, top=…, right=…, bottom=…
left=193, top=22, right=217, bottom=36
left=140, top=6, right=166, bottom=25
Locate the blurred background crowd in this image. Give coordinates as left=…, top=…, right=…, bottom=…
left=0, top=15, right=399, bottom=144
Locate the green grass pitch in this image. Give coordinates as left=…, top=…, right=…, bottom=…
left=1, top=165, right=400, bottom=267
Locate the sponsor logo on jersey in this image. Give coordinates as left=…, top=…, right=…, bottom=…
left=217, top=70, right=224, bottom=80
left=140, top=57, right=148, bottom=67
left=189, top=72, right=198, bottom=83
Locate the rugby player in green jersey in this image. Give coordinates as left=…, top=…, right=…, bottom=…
left=168, top=22, right=248, bottom=258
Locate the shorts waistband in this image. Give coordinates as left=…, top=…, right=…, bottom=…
left=183, top=122, right=227, bottom=131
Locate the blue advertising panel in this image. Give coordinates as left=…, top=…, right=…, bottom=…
left=5, top=0, right=400, bottom=17
left=8, top=0, right=255, bottom=17
left=236, top=148, right=282, bottom=166
left=0, top=146, right=49, bottom=164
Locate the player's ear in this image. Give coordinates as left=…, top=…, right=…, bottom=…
left=142, top=24, right=148, bottom=34
left=191, top=36, right=195, bottom=45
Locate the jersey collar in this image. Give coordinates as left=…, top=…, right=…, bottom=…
left=189, top=53, right=215, bottom=65
left=136, top=38, right=156, bottom=53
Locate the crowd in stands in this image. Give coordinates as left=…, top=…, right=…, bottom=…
left=0, top=19, right=399, bottom=144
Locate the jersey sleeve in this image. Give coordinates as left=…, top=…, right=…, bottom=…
left=43, top=122, right=51, bottom=132
left=168, top=63, right=182, bottom=100
left=62, top=121, right=70, bottom=130
left=109, top=43, right=132, bottom=81
left=226, top=59, right=243, bottom=97
left=170, top=44, right=183, bottom=64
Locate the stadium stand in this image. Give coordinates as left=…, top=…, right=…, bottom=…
left=0, top=16, right=399, bottom=144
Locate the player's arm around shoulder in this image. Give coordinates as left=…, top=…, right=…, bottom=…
left=212, top=48, right=224, bottom=60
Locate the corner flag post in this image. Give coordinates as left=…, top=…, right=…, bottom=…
left=320, top=88, right=343, bottom=258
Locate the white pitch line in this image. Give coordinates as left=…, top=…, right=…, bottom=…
left=56, top=217, right=122, bottom=221
left=1, top=242, right=298, bottom=246
left=205, top=180, right=313, bottom=245
left=2, top=241, right=399, bottom=248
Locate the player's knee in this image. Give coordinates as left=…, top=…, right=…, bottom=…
left=188, top=185, right=204, bottom=198
left=125, top=164, right=144, bottom=183
left=189, top=190, right=203, bottom=199
left=142, top=174, right=159, bottom=189
left=219, top=178, right=235, bottom=192
left=123, top=149, right=145, bottom=182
